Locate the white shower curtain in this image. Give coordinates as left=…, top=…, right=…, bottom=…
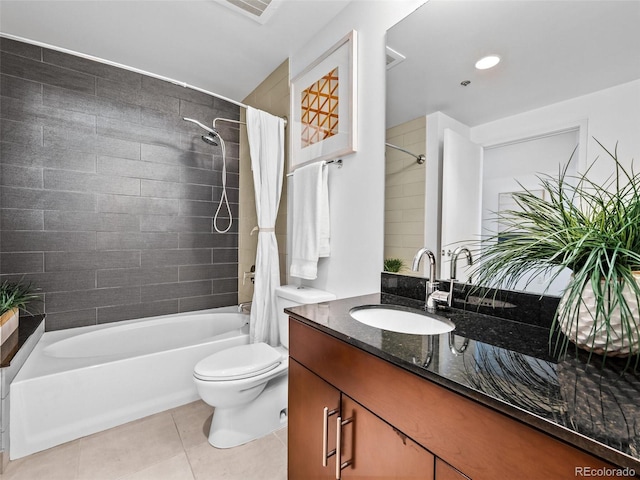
left=246, top=107, right=285, bottom=346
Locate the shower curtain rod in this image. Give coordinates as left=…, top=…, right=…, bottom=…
left=385, top=143, right=426, bottom=165
left=0, top=33, right=288, bottom=125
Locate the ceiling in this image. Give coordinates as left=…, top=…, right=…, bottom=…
left=386, top=0, right=640, bottom=128
left=0, top=0, right=352, bottom=102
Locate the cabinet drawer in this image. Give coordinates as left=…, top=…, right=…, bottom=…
left=290, top=318, right=614, bottom=480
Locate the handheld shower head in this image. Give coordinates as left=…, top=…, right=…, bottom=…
left=183, top=117, right=220, bottom=146
left=201, top=132, right=219, bottom=146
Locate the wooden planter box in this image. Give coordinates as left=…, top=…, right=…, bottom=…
left=0, top=308, right=19, bottom=345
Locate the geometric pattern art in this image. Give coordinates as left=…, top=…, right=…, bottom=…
left=300, top=67, right=339, bottom=148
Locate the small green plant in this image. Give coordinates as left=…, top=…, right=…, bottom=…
left=0, top=280, right=40, bottom=315
left=384, top=258, right=406, bottom=273
left=471, top=140, right=640, bottom=362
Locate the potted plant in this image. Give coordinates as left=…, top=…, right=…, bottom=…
left=0, top=280, right=40, bottom=344
left=384, top=258, right=407, bottom=273
left=471, top=141, right=640, bottom=361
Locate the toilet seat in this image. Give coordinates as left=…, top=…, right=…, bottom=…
left=194, top=343, right=283, bottom=381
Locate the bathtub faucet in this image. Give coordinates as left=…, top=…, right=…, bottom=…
left=238, top=302, right=252, bottom=313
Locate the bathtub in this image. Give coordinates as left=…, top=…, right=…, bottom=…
left=10, top=307, right=249, bottom=459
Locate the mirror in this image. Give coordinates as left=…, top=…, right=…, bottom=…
left=385, top=0, right=640, bottom=293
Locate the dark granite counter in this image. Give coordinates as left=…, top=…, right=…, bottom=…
left=286, top=292, right=640, bottom=472
left=1, top=315, right=45, bottom=368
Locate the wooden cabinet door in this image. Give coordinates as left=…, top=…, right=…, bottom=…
left=289, top=359, right=341, bottom=479
left=340, top=395, right=435, bottom=480
left=436, top=458, right=470, bottom=480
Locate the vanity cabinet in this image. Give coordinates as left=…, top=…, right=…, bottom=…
left=289, top=359, right=434, bottom=479
left=288, top=317, right=617, bottom=480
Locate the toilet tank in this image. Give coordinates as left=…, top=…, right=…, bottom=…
left=274, top=285, right=336, bottom=349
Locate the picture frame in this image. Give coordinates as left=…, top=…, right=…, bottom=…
left=289, top=30, right=357, bottom=171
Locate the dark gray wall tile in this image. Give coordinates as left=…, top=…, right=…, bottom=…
left=1, top=142, right=97, bottom=171
left=213, top=186, right=239, bottom=203
left=46, top=286, right=141, bottom=313
left=139, top=215, right=212, bottom=233
left=213, top=278, right=240, bottom=294
left=44, top=211, right=139, bottom=232
left=0, top=164, right=43, bottom=189
left=1, top=39, right=240, bottom=330
left=1, top=95, right=96, bottom=131
left=96, top=232, right=178, bottom=250
left=1, top=231, right=95, bottom=252
left=1, top=52, right=95, bottom=94
left=43, top=85, right=140, bottom=123
left=179, top=263, right=237, bottom=281
left=97, top=300, right=178, bottom=324
left=97, top=156, right=179, bottom=181
left=0, top=270, right=95, bottom=293
left=42, top=50, right=141, bottom=83
left=44, top=125, right=140, bottom=160
left=140, top=179, right=211, bottom=201
left=141, top=248, right=211, bottom=267
left=45, top=251, right=141, bottom=271
left=44, top=169, right=140, bottom=195
left=96, top=266, right=178, bottom=288
left=97, top=117, right=181, bottom=149
left=0, top=38, right=41, bottom=60
left=97, top=194, right=179, bottom=215
left=0, top=118, right=42, bottom=145
left=1, top=209, right=44, bottom=230
left=44, top=309, right=97, bottom=330
left=2, top=186, right=96, bottom=211
left=0, top=252, right=43, bottom=273
left=141, top=280, right=211, bottom=303
left=96, top=77, right=180, bottom=114
left=213, top=248, right=238, bottom=263
left=1, top=75, right=42, bottom=101
left=179, top=293, right=237, bottom=312
left=141, top=144, right=213, bottom=169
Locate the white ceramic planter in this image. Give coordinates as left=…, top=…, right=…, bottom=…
left=559, top=273, right=640, bottom=356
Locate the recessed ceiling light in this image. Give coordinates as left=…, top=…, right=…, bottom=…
left=475, top=55, right=501, bottom=70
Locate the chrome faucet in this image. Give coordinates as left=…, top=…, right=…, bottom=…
left=448, top=246, right=474, bottom=307
left=411, top=247, right=443, bottom=310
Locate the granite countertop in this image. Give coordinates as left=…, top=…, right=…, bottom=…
left=1, top=314, right=45, bottom=368
left=286, top=292, right=640, bottom=471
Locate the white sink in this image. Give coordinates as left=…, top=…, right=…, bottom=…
left=349, top=305, right=455, bottom=335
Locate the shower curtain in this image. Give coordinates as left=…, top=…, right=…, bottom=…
left=246, top=107, right=285, bottom=346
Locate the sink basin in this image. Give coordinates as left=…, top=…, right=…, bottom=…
left=349, top=305, right=455, bottom=335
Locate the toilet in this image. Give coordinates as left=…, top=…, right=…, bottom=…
left=193, top=285, right=336, bottom=448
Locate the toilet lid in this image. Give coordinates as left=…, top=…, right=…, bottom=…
left=194, top=342, right=283, bottom=381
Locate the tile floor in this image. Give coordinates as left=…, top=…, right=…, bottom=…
left=0, top=401, right=287, bottom=480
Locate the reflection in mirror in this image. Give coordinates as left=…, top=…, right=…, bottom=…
left=385, top=0, right=640, bottom=293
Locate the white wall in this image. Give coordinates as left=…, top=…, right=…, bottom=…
left=287, top=0, right=426, bottom=297
left=470, top=79, right=640, bottom=183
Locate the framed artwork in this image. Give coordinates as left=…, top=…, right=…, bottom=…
left=289, top=30, right=357, bottom=170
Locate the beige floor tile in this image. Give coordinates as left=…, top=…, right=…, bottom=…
left=77, top=412, right=184, bottom=480
left=170, top=401, right=214, bottom=450
left=273, top=427, right=287, bottom=447
left=117, top=453, right=195, bottom=480
left=187, top=433, right=286, bottom=480
left=1, top=439, right=81, bottom=480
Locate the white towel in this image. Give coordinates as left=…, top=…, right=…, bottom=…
left=290, top=162, right=330, bottom=280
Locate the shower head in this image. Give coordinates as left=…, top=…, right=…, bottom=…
left=182, top=117, right=220, bottom=147
left=201, top=132, right=219, bottom=146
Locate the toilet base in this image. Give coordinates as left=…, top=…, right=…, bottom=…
left=208, top=373, right=288, bottom=448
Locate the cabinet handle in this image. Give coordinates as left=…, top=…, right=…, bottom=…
left=335, top=416, right=353, bottom=480
left=322, top=407, right=338, bottom=467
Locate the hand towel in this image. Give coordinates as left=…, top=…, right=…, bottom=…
left=290, top=162, right=331, bottom=279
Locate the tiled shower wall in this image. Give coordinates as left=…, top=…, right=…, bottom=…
left=0, top=38, right=240, bottom=330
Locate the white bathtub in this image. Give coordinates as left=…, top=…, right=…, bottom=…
left=10, top=307, right=249, bottom=459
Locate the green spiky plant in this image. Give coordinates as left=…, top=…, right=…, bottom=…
left=471, top=140, right=640, bottom=363
left=384, top=258, right=406, bottom=273
left=0, top=280, right=40, bottom=316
